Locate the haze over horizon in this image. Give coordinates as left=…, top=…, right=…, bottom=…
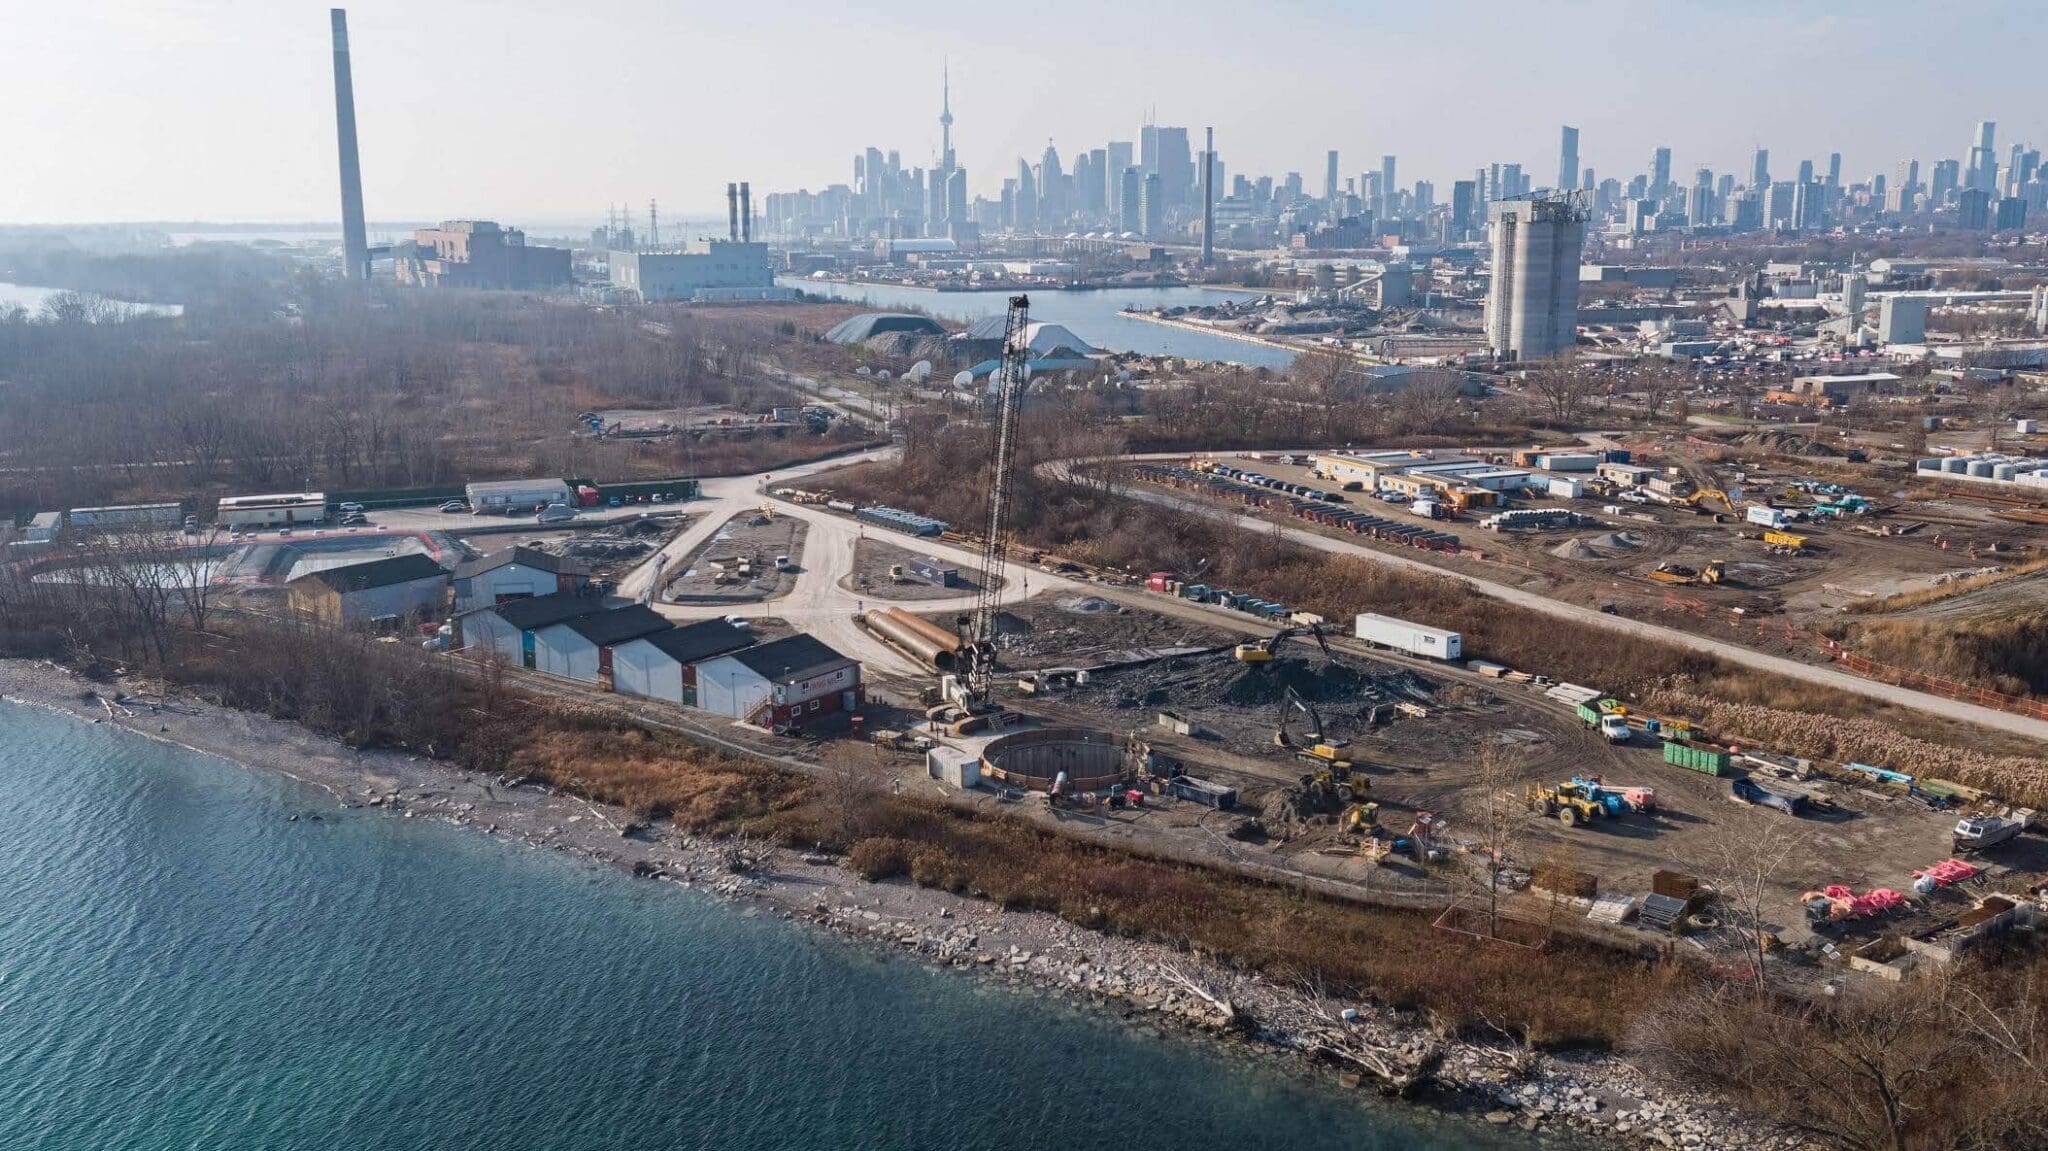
left=2, top=0, right=2041, bottom=226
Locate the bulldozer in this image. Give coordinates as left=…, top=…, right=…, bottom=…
left=1234, top=620, right=1332, bottom=663
left=1647, top=559, right=1725, bottom=586
left=1526, top=782, right=1606, bottom=828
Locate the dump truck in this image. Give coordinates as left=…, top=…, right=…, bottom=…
left=1575, top=699, right=1633, bottom=743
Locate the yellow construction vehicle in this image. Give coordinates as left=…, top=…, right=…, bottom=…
left=1275, top=687, right=1353, bottom=767
left=1234, top=621, right=1333, bottom=663
left=1339, top=801, right=1380, bottom=835
left=1678, top=487, right=1736, bottom=512
left=1526, top=782, right=1606, bottom=828
left=1647, top=559, right=1725, bottom=585
left=1762, top=530, right=1808, bottom=550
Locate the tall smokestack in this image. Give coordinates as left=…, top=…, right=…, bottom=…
left=1201, top=126, right=1215, bottom=267
left=740, top=182, right=752, bottom=242
left=727, top=183, right=739, bottom=241
left=330, top=9, right=370, bottom=280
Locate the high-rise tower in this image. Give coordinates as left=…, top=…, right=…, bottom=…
left=330, top=9, right=370, bottom=280
left=1558, top=126, right=1579, bottom=191
left=938, top=62, right=955, bottom=175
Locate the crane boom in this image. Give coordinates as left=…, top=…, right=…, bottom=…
left=962, top=294, right=1030, bottom=706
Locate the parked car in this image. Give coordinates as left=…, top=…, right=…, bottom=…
left=339, top=513, right=368, bottom=526
left=439, top=500, right=467, bottom=514
left=338, top=502, right=365, bottom=514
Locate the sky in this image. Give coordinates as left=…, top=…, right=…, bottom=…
left=1, top=0, right=2042, bottom=227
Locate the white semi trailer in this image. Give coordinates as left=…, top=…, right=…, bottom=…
left=1353, top=613, right=1462, bottom=661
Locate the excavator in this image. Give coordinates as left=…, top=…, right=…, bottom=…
left=1234, top=620, right=1333, bottom=663
left=1678, top=487, right=1737, bottom=513
left=1276, top=686, right=1365, bottom=802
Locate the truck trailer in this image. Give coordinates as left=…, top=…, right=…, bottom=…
left=1353, top=613, right=1462, bottom=661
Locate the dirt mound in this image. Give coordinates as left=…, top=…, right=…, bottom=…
left=1728, top=429, right=1843, bottom=458
left=1553, top=532, right=1646, bottom=561
left=1058, top=595, right=1122, bottom=614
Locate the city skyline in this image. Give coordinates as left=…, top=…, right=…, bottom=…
left=2, top=0, right=2045, bottom=223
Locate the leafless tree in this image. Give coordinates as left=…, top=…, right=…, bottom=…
left=1700, top=806, right=1802, bottom=993
left=1527, top=361, right=1601, bottom=427
left=1470, top=743, right=1529, bottom=940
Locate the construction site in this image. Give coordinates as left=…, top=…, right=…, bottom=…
left=837, top=294, right=2048, bottom=987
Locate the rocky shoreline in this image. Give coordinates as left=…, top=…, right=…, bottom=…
left=1, top=658, right=1804, bottom=1151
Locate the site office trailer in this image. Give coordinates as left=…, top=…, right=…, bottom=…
left=218, top=492, right=327, bottom=527
left=1353, top=612, right=1463, bottom=660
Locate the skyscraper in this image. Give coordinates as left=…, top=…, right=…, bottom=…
left=1117, top=167, right=1141, bottom=233
left=1155, top=127, right=1192, bottom=207
left=1139, top=172, right=1164, bottom=237
left=1797, top=158, right=1814, bottom=186
left=1826, top=152, right=1842, bottom=187
left=1380, top=155, right=1397, bottom=215
left=1485, top=194, right=1584, bottom=361
left=1106, top=141, right=1133, bottom=222
left=1324, top=150, right=1340, bottom=204
left=1651, top=147, right=1672, bottom=197
left=1558, top=125, right=1579, bottom=191
left=1931, top=159, right=1960, bottom=207
left=329, top=9, right=370, bottom=280
left=1969, top=121, right=1998, bottom=192
left=1750, top=148, right=1769, bottom=190
left=1451, top=180, right=1476, bottom=239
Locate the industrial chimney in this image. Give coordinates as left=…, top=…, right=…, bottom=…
left=727, top=183, right=740, bottom=242
left=330, top=9, right=370, bottom=280
left=740, top=182, right=752, bottom=243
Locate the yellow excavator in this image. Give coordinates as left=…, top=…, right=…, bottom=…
left=1234, top=621, right=1332, bottom=663
left=1276, top=687, right=1366, bottom=802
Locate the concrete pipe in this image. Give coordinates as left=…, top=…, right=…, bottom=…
left=882, top=607, right=964, bottom=653
left=863, top=610, right=959, bottom=671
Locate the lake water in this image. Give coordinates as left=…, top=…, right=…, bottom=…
left=0, top=701, right=1549, bottom=1150
left=778, top=278, right=1295, bottom=368
left=0, top=282, right=183, bottom=319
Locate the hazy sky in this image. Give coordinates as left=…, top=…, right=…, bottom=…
left=3, top=0, right=2042, bottom=226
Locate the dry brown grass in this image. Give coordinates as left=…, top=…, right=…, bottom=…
left=1649, top=687, right=2048, bottom=805
left=1847, top=558, right=2048, bottom=615
left=1834, top=612, right=2048, bottom=699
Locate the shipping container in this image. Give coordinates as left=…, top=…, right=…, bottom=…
left=1146, top=571, right=1173, bottom=593
left=1166, top=776, right=1237, bottom=810
left=1353, top=613, right=1462, bottom=660
left=1547, top=477, right=1587, bottom=499
left=1662, top=739, right=1730, bottom=776
left=1535, top=452, right=1599, bottom=472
